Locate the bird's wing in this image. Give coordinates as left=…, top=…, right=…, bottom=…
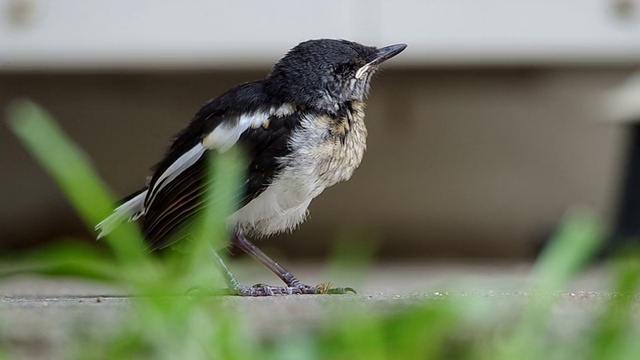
left=142, top=104, right=298, bottom=250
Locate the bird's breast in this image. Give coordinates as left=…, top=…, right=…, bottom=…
left=287, top=101, right=368, bottom=190
left=232, top=102, right=368, bottom=237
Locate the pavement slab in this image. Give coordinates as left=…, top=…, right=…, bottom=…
left=0, top=261, right=627, bottom=359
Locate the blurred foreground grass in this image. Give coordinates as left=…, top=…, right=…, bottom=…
left=3, top=100, right=640, bottom=359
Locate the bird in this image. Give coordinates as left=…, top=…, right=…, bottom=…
left=95, top=39, right=407, bottom=296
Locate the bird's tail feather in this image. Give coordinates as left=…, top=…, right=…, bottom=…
left=95, top=189, right=147, bottom=239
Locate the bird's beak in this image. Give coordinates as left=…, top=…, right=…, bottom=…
left=356, top=43, right=407, bottom=79
left=371, top=44, right=408, bottom=66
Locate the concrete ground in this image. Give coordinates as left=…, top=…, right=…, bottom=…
left=0, top=261, right=623, bottom=359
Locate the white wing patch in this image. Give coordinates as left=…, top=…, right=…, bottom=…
left=203, top=110, right=275, bottom=152
left=200, top=103, right=293, bottom=153
left=95, top=190, right=147, bottom=239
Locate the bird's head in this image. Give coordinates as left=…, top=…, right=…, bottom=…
left=265, top=39, right=406, bottom=114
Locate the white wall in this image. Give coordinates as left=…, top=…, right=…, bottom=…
left=1, top=0, right=640, bottom=70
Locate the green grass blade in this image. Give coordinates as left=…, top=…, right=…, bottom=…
left=590, top=251, right=640, bottom=360
left=496, top=210, right=603, bottom=359
left=6, top=99, right=147, bottom=264
left=532, top=210, right=603, bottom=293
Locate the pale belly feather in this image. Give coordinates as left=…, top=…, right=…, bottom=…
left=233, top=105, right=367, bottom=237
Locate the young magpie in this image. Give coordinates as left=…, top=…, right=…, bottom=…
left=96, top=39, right=407, bottom=296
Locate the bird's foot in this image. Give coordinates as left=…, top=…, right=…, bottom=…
left=186, top=283, right=356, bottom=297
left=231, top=283, right=317, bottom=296
left=234, top=283, right=356, bottom=296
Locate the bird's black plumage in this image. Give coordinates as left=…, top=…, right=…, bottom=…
left=143, top=90, right=303, bottom=249
left=149, top=81, right=277, bottom=198
left=96, top=39, right=407, bottom=295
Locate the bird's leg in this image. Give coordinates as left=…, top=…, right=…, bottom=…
left=232, top=231, right=319, bottom=294
left=209, top=248, right=316, bottom=296
left=208, top=231, right=355, bottom=295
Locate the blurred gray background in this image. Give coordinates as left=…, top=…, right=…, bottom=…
left=1, top=0, right=640, bottom=259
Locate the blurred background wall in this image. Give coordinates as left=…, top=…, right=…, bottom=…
left=1, top=0, right=639, bottom=259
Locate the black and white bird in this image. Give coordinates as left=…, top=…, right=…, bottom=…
left=96, top=39, right=406, bottom=296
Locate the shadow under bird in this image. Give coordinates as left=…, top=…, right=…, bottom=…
left=96, top=39, right=407, bottom=296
